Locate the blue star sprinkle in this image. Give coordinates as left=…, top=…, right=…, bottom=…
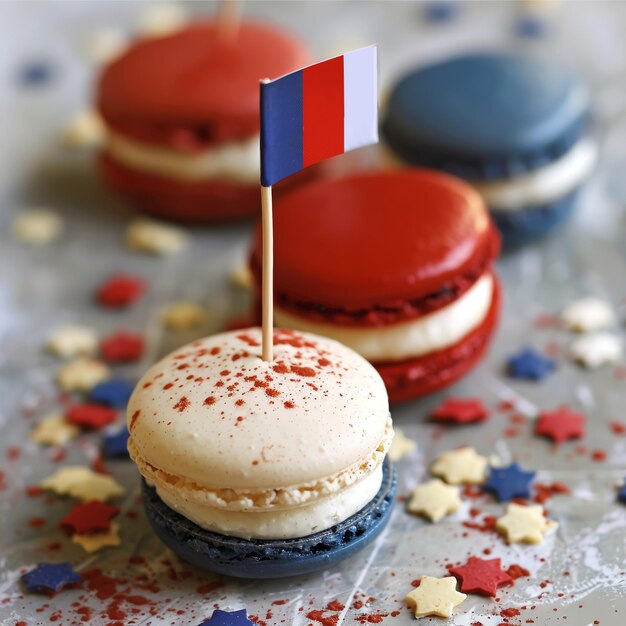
left=22, top=562, right=82, bottom=594
left=198, top=609, right=254, bottom=626
left=89, top=378, right=134, bottom=408
left=483, top=463, right=536, bottom=502
left=507, top=347, right=555, bottom=381
left=103, top=427, right=130, bottom=458
left=17, top=60, right=55, bottom=87
left=618, top=480, right=626, bottom=505
left=423, top=1, right=459, bottom=23
left=515, top=16, right=547, bottom=39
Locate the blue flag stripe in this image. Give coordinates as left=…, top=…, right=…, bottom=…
left=260, top=70, right=304, bottom=187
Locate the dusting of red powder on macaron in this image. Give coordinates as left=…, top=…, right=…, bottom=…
left=173, top=397, right=190, bottom=412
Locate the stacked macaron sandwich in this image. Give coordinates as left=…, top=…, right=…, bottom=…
left=96, top=20, right=311, bottom=221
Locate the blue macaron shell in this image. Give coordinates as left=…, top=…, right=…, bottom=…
left=142, top=460, right=397, bottom=579
left=382, top=52, right=590, bottom=179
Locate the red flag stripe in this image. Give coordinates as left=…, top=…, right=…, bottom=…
left=302, top=56, right=344, bottom=168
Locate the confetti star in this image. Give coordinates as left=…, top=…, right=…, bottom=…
left=96, top=274, right=146, bottom=309
left=407, top=479, right=461, bottom=522
left=496, top=503, right=558, bottom=544
left=67, top=404, right=117, bottom=429
left=46, top=325, right=98, bottom=358
left=90, top=378, right=134, bottom=408
left=72, top=522, right=121, bottom=553
left=137, top=2, right=188, bottom=37
left=431, top=397, right=490, bottom=424
left=431, top=447, right=488, bottom=485
left=388, top=428, right=416, bottom=461
left=617, top=480, right=626, bottom=505
left=507, top=347, right=555, bottom=381
left=449, top=556, right=513, bottom=596
left=535, top=406, right=585, bottom=443
left=570, top=333, right=622, bottom=369
left=103, top=427, right=130, bottom=458
left=197, top=609, right=254, bottom=625
left=483, top=463, right=536, bottom=502
left=57, top=358, right=110, bottom=392
left=405, top=576, right=466, bottom=619
left=100, top=331, right=144, bottom=364
left=17, top=60, right=56, bottom=87
left=230, top=264, right=253, bottom=290
left=41, top=466, right=125, bottom=502
left=562, top=297, right=614, bottom=333
left=60, top=500, right=120, bottom=535
left=21, top=562, right=82, bottom=594
left=31, top=414, right=79, bottom=446
left=161, top=300, right=207, bottom=331
left=126, top=218, right=188, bottom=256
left=62, top=109, right=106, bottom=148
left=11, top=209, right=63, bottom=245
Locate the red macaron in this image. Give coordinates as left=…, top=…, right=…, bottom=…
left=96, top=20, right=311, bottom=222
left=250, top=169, right=501, bottom=403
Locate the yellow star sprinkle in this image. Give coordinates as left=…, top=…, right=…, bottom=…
left=57, top=357, right=110, bottom=392
left=230, top=263, right=253, bottom=289
left=41, top=466, right=125, bottom=502
left=31, top=414, right=79, bottom=446
left=126, top=219, right=187, bottom=256
left=388, top=428, right=417, bottom=462
left=407, top=479, right=461, bottom=523
left=72, top=522, right=121, bottom=553
left=406, top=576, right=467, bottom=619
left=47, top=325, right=98, bottom=358
left=496, top=503, right=559, bottom=544
left=430, top=446, right=488, bottom=485
left=161, top=301, right=207, bottom=331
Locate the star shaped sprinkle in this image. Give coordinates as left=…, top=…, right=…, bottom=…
left=137, top=2, right=188, bottom=37
left=230, top=263, right=253, bottom=289
left=407, top=479, right=461, bottom=522
left=449, top=557, right=513, bottom=596
left=57, top=358, right=110, bottom=392
left=431, top=397, right=490, bottom=424
left=96, top=274, right=146, bottom=309
left=21, top=562, right=81, bottom=594
left=89, top=378, right=134, bottom=408
left=388, top=428, right=416, bottom=461
left=562, top=297, right=614, bottom=332
left=126, top=218, right=187, bottom=256
left=46, top=326, right=97, bottom=358
left=161, top=300, right=207, bottom=331
left=103, top=427, right=130, bottom=458
left=83, top=28, right=127, bottom=64
left=31, top=414, right=79, bottom=446
left=41, top=466, right=124, bottom=502
left=72, top=522, right=121, bottom=553
left=197, top=609, right=254, bottom=626
left=11, top=209, right=63, bottom=245
left=60, top=500, right=120, bottom=535
left=496, top=503, right=558, bottom=544
left=62, top=109, right=106, bottom=147
left=431, top=447, right=488, bottom=485
left=570, top=333, right=622, bottom=369
left=100, top=331, right=144, bottom=363
left=535, top=406, right=585, bottom=443
left=617, top=480, right=626, bottom=505
left=507, top=347, right=555, bottom=381
left=405, top=576, right=466, bottom=619
left=483, top=463, right=536, bottom=501
left=67, top=404, right=117, bottom=429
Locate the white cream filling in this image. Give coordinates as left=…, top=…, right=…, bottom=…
left=154, top=464, right=383, bottom=540
left=106, top=130, right=260, bottom=183
left=473, top=138, right=597, bottom=212
left=274, top=273, right=494, bottom=362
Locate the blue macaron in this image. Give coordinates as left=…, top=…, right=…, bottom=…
left=142, top=460, right=397, bottom=579
left=382, top=52, right=595, bottom=245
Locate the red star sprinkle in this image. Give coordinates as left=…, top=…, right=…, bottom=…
left=431, top=397, right=490, bottom=424
left=449, top=556, right=513, bottom=596
left=100, top=331, right=144, bottom=363
left=67, top=404, right=117, bottom=429
left=60, top=500, right=119, bottom=535
left=535, top=406, right=586, bottom=443
left=96, top=274, right=146, bottom=309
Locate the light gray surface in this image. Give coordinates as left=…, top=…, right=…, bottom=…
left=1, top=1, right=626, bottom=625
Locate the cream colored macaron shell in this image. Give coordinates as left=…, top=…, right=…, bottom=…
left=128, top=328, right=393, bottom=540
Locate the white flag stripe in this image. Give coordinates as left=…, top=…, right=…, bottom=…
left=343, top=46, right=378, bottom=152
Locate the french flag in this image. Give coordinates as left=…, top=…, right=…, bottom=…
left=260, top=46, right=378, bottom=187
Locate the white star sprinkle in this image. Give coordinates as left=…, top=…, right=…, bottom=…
left=570, top=332, right=622, bottom=369
left=562, top=298, right=614, bottom=333
left=407, top=479, right=462, bottom=523
left=430, top=447, right=488, bottom=485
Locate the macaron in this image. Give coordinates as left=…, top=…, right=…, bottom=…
left=250, top=170, right=501, bottom=403
left=97, top=20, right=311, bottom=222
left=127, top=328, right=395, bottom=578
left=382, top=52, right=596, bottom=245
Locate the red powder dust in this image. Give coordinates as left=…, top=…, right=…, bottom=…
left=173, top=396, right=190, bottom=412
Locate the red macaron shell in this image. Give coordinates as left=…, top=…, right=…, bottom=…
left=379, top=276, right=501, bottom=403
left=97, top=20, right=310, bottom=149
left=251, top=169, right=498, bottom=319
